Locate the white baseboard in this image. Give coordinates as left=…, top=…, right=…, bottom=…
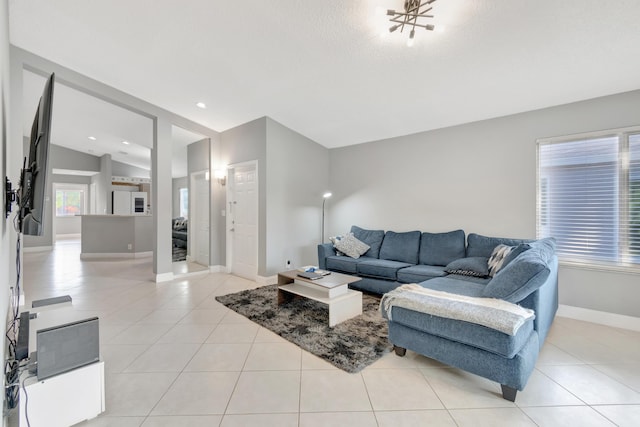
left=155, top=272, right=174, bottom=283
left=134, top=251, right=153, bottom=259
left=80, top=252, right=150, bottom=260
left=209, top=265, right=226, bottom=273
left=23, top=246, right=53, bottom=253
left=256, top=274, right=277, bottom=286
left=558, top=304, right=640, bottom=332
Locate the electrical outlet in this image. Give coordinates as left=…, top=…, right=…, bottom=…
left=286, top=260, right=291, bottom=269
left=127, top=243, right=132, bottom=250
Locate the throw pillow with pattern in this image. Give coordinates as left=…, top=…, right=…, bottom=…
left=487, top=244, right=513, bottom=277
left=334, top=233, right=370, bottom=259
left=444, top=257, right=490, bottom=278
left=488, top=243, right=531, bottom=277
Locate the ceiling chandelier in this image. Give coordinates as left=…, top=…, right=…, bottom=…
left=387, top=0, right=437, bottom=46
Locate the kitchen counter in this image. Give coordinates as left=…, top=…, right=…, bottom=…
left=79, top=215, right=153, bottom=259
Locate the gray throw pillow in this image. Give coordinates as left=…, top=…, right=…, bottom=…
left=444, top=257, right=489, bottom=278
left=334, top=233, right=370, bottom=259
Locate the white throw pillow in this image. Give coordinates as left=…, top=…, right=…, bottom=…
left=334, top=233, right=370, bottom=259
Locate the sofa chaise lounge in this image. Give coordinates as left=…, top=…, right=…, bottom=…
left=318, top=225, right=558, bottom=401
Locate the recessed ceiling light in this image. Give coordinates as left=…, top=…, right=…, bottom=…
left=122, top=140, right=130, bottom=145
left=88, top=136, right=96, bottom=141
left=196, top=102, right=207, bottom=109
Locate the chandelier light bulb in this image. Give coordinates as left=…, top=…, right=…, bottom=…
left=407, top=29, right=416, bottom=46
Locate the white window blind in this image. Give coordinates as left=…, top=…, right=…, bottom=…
left=538, top=128, right=640, bottom=270
left=630, top=134, right=640, bottom=258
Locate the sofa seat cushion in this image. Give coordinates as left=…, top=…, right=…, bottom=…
left=397, top=265, right=447, bottom=283
left=357, top=259, right=412, bottom=280
left=379, top=230, right=421, bottom=264
left=326, top=255, right=377, bottom=274
left=388, top=305, right=534, bottom=358
left=418, top=276, right=486, bottom=297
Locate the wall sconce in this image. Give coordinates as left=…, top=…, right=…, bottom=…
left=214, top=169, right=226, bottom=186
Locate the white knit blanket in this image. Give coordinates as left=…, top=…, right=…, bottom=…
left=380, top=284, right=535, bottom=336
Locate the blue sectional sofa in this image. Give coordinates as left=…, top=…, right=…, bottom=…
left=317, top=225, right=558, bottom=401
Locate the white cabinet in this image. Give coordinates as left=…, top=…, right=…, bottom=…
left=19, top=361, right=105, bottom=427
left=112, top=191, right=147, bottom=215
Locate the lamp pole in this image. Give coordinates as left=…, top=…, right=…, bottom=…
left=322, top=192, right=332, bottom=243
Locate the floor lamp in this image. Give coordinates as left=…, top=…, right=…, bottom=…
left=322, top=192, right=332, bottom=243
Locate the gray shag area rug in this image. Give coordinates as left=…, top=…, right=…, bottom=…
left=215, top=285, right=392, bottom=373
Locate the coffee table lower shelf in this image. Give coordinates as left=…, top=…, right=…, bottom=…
left=277, top=282, right=362, bottom=327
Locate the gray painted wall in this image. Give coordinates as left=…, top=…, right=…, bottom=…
left=187, top=138, right=210, bottom=173
left=187, top=138, right=210, bottom=264
left=209, top=133, right=224, bottom=268
left=172, top=176, right=188, bottom=218
left=265, top=117, right=330, bottom=273
left=216, top=117, right=331, bottom=276
left=1, top=1, right=12, bottom=408
left=329, top=89, right=640, bottom=318
left=51, top=144, right=100, bottom=172
left=220, top=118, right=267, bottom=274
left=112, top=160, right=150, bottom=178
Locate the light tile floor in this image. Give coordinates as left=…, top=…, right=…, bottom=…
left=12, top=238, right=640, bottom=426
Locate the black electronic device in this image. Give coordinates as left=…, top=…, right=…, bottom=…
left=19, top=73, right=55, bottom=235
left=16, top=312, right=31, bottom=361
left=4, top=73, right=55, bottom=234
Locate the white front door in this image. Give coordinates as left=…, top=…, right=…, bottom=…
left=192, top=172, right=210, bottom=267
left=230, top=164, right=258, bottom=280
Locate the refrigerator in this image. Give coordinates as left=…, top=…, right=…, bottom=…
left=112, top=191, right=148, bottom=215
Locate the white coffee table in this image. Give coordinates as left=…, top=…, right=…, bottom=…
left=277, top=270, right=363, bottom=327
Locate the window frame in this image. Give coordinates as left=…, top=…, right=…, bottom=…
left=54, top=183, right=88, bottom=218
left=536, top=125, right=640, bottom=274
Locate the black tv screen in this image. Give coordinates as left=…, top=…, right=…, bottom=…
left=20, top=73, right=55, bottom=236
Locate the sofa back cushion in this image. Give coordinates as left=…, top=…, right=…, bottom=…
left=379, top=230, right=421, bottom=264
left=466, top=233, right=534, bottom=258
left=419, top=230, right=466, bottom=266
left=351, top=226, right=385, bottom=258
left=482, top=238, right=556, bottom=303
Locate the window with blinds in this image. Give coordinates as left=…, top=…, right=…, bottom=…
left=537, top=128, right=640, bottom=271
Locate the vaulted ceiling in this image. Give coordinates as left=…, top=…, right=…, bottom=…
left=10, top=0, right=640, bottom=158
